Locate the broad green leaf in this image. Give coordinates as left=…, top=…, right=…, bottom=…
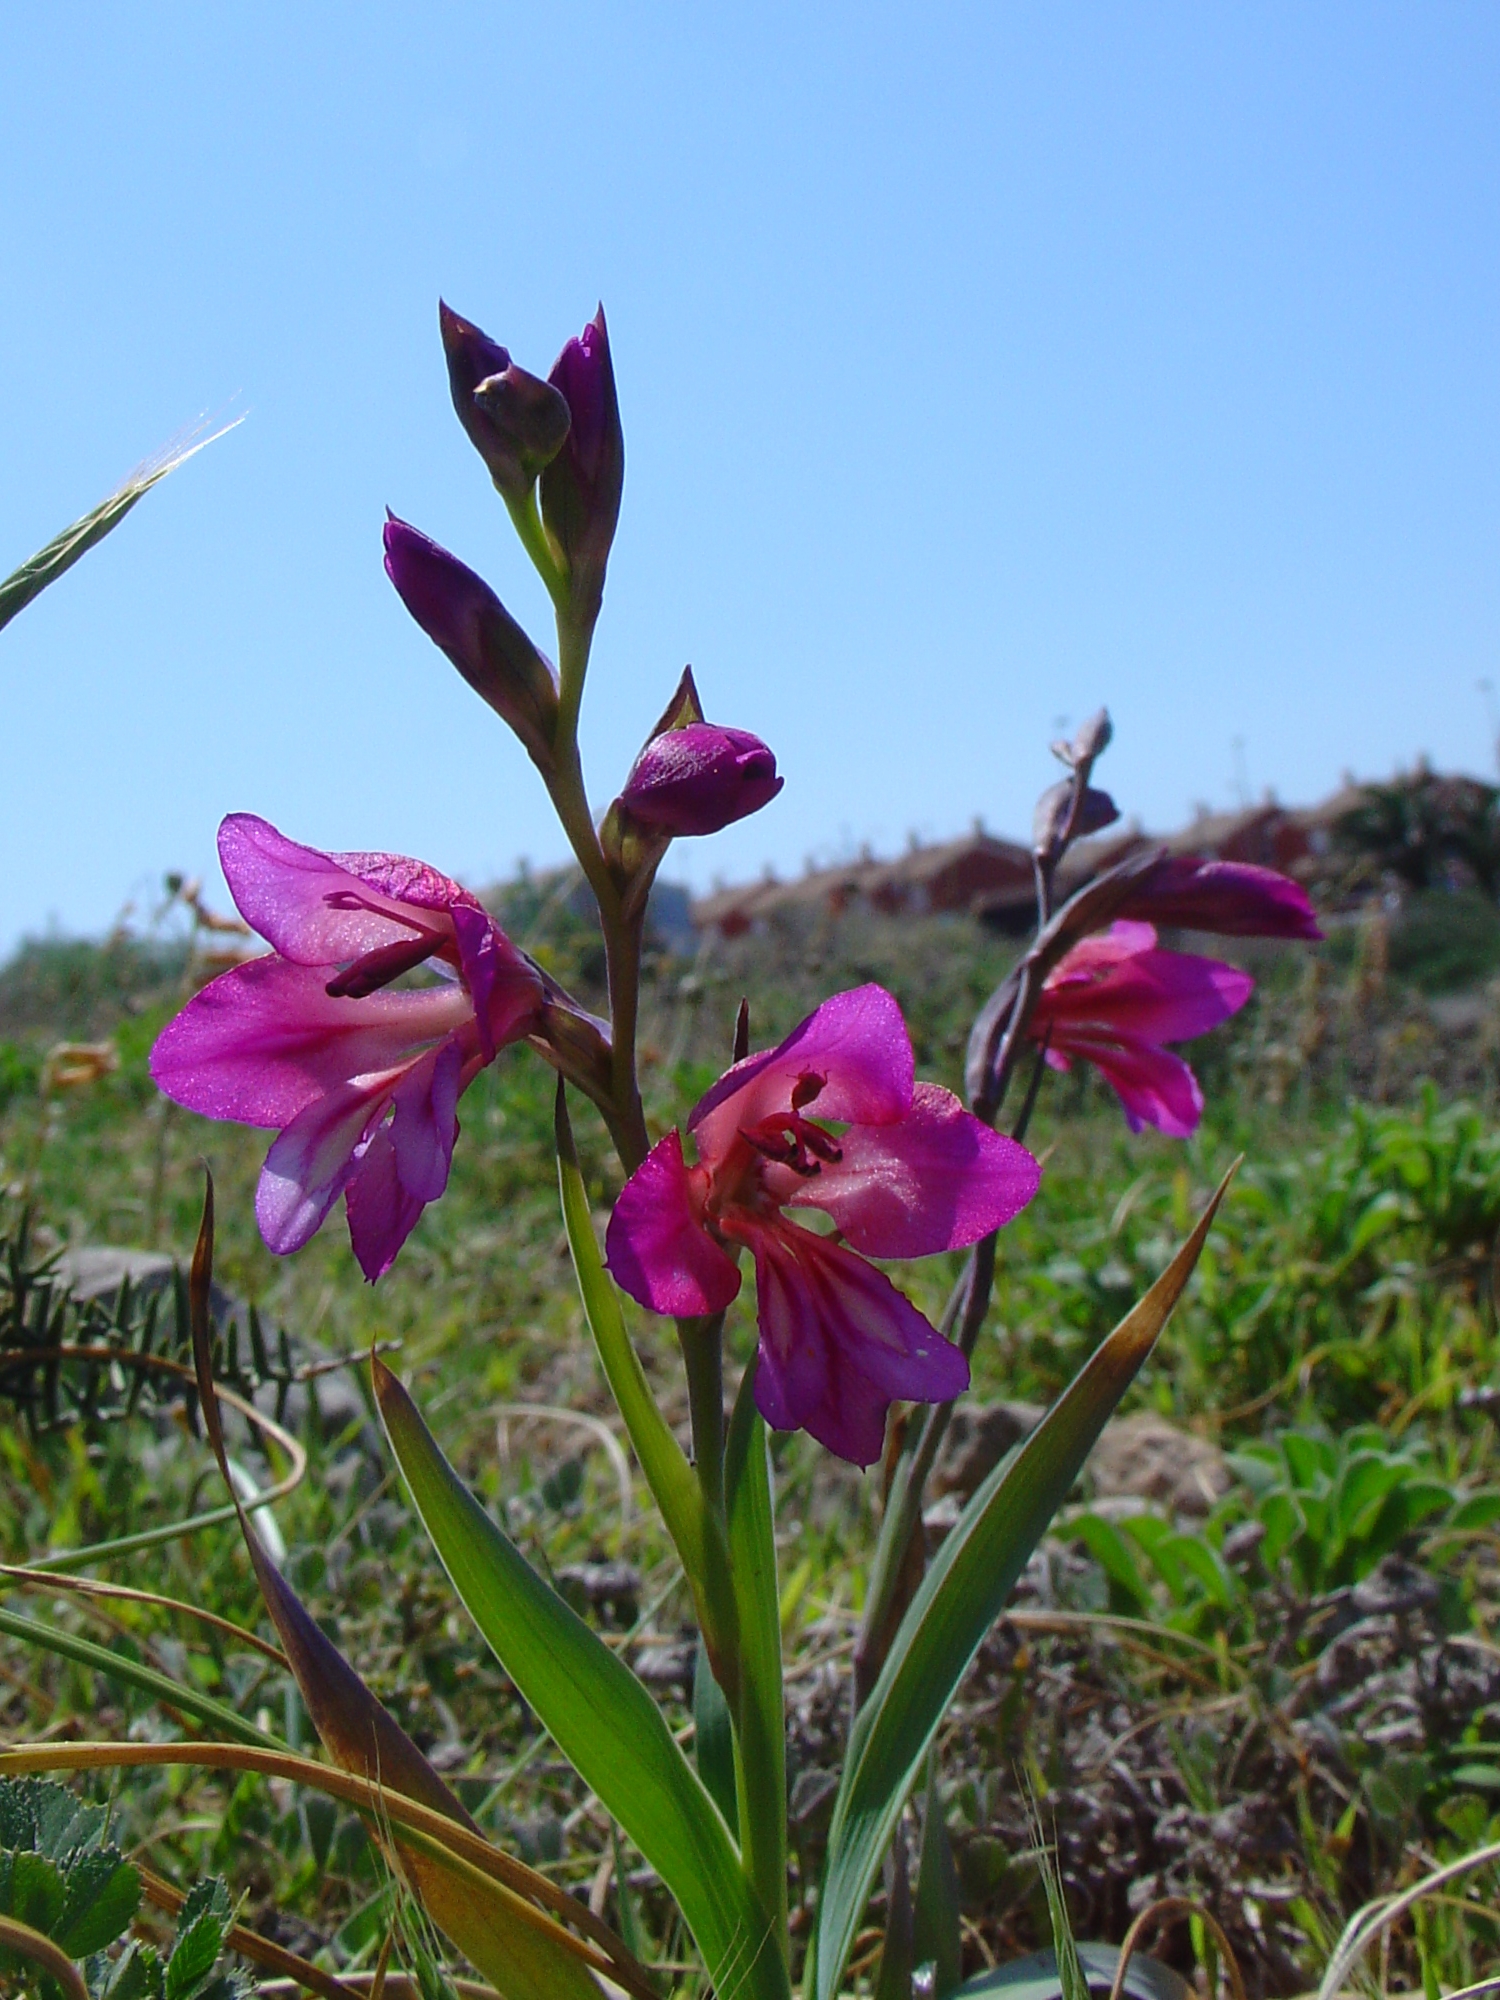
left=810, top=1165, right=1235, bottom=2000
left=1282, top=1432, right=1333, bottom=1491
left=1070, top=1515, right=1150, bottom=1612
left=1258, top=1489, right=1304, bottom=1566
left=1448, top=1492, right=1500, bottom=1531
left=554, top=1086, right=739, bottom=1678
left=0, top=422, right=236, bottom=636
left=184, top=1177, right=618, bottom=2000
left=872, top=1831, right=913, bottom=2000
left=0, top=1850, right=65, bottom=1935
left=952, top=1943, right=1192, bottom=2000
left=725, top=1362, right=787, bottom=1954
left=375, top=1358, right=788, bottom=2000
left=55, top=1848, right=141, bottom=1957
left=1159, top=1532, right=1235, bottom=1609
left=694, top=1639, right=739, bottom=1833
left=913, top=1765, right=962, bottom=1999
left=1334, top=1454, right=1406, bottom=1540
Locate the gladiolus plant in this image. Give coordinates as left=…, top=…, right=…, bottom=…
left=5, top=297, right=1323, bottom=2000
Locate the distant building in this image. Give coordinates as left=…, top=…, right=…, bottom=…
left=686, top=772, right=1494, bottom=945
left=689, top=828, right=1033, bottom=936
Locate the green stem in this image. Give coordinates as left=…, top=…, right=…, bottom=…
left=503, top=487, right=567, bottom=610
left=542, top=619, right=650, bottom=1172
left=605, top=912, right=648, bottom=1171
left=678, top=1313, right=726, bottom=1523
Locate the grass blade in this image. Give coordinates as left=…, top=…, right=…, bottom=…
left=0, top=1603, right=279, bottom=1747
left=810, top=1163, right=1237, bottom=2000
left=0, top=419, right=239, bottom=635
left=374, top=1356, right=788, bottom=2000
left=0, top=1741, right=650, bottom=2000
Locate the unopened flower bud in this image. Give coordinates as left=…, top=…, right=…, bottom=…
left=619, top=723, right=782, bottom=836
left=539, top=306, right=624, bottom=632
left=1071, top=707, right=1113, bottom=764
left=383, top=516, right=558, bottom=771
left=1033, top=781, right=1118, bottom=861
left=439, top=301, right=571, bottom=500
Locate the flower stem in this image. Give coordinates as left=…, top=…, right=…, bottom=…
left=678, top=1312, right=726, bottom=1523
left=543, top=619, right=649, bottom=1171
left=503, top=487, right=567, bottom=610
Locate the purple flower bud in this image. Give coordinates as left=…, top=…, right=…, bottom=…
left=439, top=301, right=571, bottom=500
left=383, top=515, right=558, bottom=770
left=619, top=723, right=783, bottom=836
left=540, top=306, right=624, bottom=631
left=1033, top=781, right=1119, bottom=861
left=1118, top=856, right=1323, bottom=940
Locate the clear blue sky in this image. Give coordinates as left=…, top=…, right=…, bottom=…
left=2, top=3, right=1496, bottom=953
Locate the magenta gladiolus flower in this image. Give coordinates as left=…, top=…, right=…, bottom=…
left=606, top=985, right=1040, bottom=1465
left=150, top=815, right=545, bottom=1281
left=1028, top=920, right=1253, bottom=1137
left=1116, top=856, right=1322, bottom=940
left=619, top=722, right=783, bottom=836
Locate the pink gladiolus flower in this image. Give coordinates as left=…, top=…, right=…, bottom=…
left=150, top=815, right=545, bottom=1281
left=606, top=985, right=1040, bottom=1466
left=1028, top=920, right=1253, bottom=1137
left=1115, top=855, right=1322, bottom=940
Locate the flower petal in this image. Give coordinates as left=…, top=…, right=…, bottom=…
left=1055, top=1030, right=1206, bottom=1136
left=149, top=956, right=472, bottom=1127
left=1036, top=925, right=1253, bottom=1045
left=255, top=1074, right=397, bottom=1254
left=792, top=1083, right=1041, bottom=1256
left=219, top=814, right=457, bottom=965
left=689, top=984, right=914, bottom=1164
left=389, top=1042, right=463, bottom=1204
left=606, top=1129, right=742, bottom=1318
left=619, top=723, right=783, bottom=837
left=743, top=1222, right=969, bottom=1467
left=450, top=901, right=542, bottom=1062
left=1120, top=856, right=1323, bottom=940
left=345, top=1126, right=428, bottom=1282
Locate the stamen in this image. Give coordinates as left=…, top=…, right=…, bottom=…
left=326, top=930, right=444, bottom=998
left=790, top=1071, right=826, bottom=1111
left=797, top=1121, right=843, bottom=1163
left=740, top=1109, right=842, bottom=1177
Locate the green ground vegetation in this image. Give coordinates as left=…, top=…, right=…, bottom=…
left=1, top=899, right=1499, bottom=1997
